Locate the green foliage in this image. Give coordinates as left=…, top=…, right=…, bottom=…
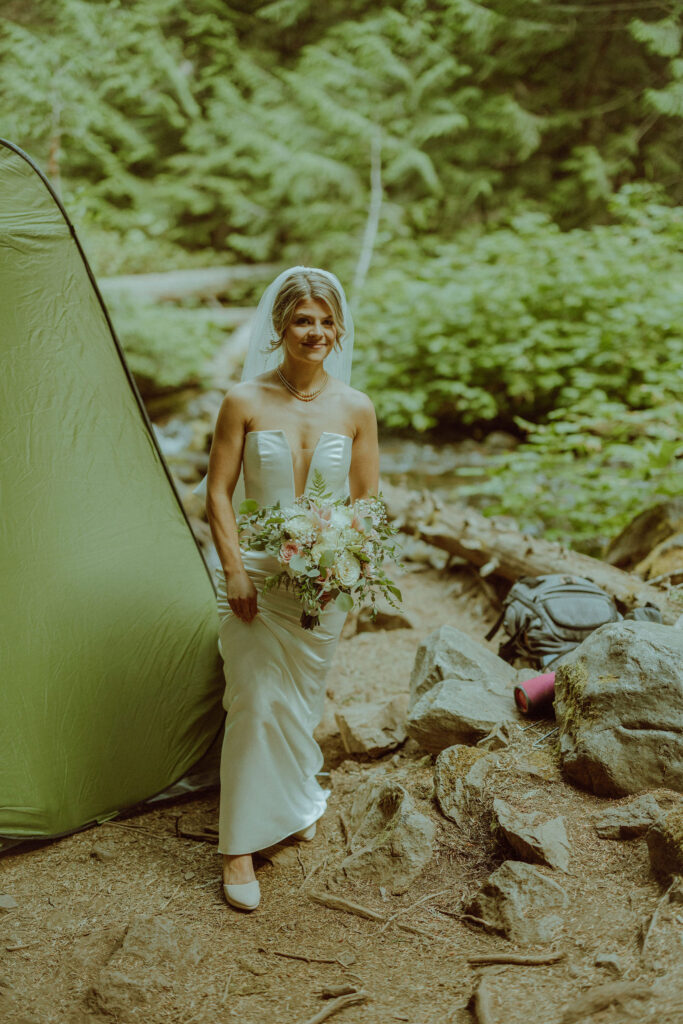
left=4, top=0, right=683, bottom=264
left=458, top=407, right=682, bottom=556
left=3, top=1, right=683, bottom=552
left=353, top=191, right=683, bottom=433
left=106, top=297, right=230, bottom=393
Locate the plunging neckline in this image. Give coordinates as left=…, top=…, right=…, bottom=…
left=244, top=429, right=352, bottom=500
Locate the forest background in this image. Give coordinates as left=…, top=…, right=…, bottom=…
left=1, top=0, right=682, bottom=555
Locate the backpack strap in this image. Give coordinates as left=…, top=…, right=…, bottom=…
left=485, top=610, right=505, bottom=642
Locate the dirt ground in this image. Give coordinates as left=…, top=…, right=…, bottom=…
left=1, top=560, right=681, bottom=1024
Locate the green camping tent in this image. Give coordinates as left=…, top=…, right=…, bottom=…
left=0, top=139, right=225, bottom=847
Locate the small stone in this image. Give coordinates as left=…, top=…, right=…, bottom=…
left=0, top=895, right=17, bottom=911
left=183, top=871, right=196, bottom=881
left=465, top=860, right=568, bottom=945
left=476, top=722, right=513, bottom=751
left=592, top=794, right=663, bottom=839
left=409, top=624, right=516, bottom=706
left=236, top=956, right=268, bottom=976
left=335, top=696, right=408, bottom=757
left=433, top=746, right=499, bottom=828
left=91, top=843, right=115, bottom=863
left=594, top=952, right=624, bottom=977
left=493, top=798, right=571, bottom=872
left=335, top=778, right=435, bottom=894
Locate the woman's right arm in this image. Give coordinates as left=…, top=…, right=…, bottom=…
left=205, top=389, right=258, bottom=623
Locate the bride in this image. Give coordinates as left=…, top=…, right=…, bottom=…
left=202, top=266, right=379, bottom=911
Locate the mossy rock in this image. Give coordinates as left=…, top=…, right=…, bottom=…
left=647, top=802, right=683, bottom=882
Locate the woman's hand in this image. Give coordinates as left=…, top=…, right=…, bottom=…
left=225, top=569, right=259, bottom=623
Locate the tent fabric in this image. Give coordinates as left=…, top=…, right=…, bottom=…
left=0, top=139, right=225, bottom=842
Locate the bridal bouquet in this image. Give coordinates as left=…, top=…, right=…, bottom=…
left=236, top=470, right=403, bottom=629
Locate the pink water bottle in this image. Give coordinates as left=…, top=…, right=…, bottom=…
left=514, top=672, right=556, bottom=714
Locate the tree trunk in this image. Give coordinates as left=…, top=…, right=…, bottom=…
left=385, top=487, right=681, bottom=625
left=100, top=263, right=281, bottom=304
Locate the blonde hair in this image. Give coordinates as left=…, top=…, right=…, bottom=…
left=268, top=270, right=345, bottom=353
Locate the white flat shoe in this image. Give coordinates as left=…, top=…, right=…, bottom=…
left=223, top=879, right=260, bottom=911
left=293, top=821, right=317, bottom=841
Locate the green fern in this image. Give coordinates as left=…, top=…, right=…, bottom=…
left=307, top=469, right=334, bottom=503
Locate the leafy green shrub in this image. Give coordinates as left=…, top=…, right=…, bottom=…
left=458, top=406, right=682, bottom=556
left=354, top=200, right=683, bottom=433
left=107, top=298, right=229, bottom=395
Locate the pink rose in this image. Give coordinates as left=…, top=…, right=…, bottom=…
left=280, top=540, right=300, bottom=564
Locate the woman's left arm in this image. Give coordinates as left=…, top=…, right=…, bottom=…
left=348, top=393, right=380, bottom=501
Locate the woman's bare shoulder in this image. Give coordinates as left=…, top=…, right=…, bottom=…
left=219, top=375, right=275, bottom=416
left=333, top=379, right=375, bottom=413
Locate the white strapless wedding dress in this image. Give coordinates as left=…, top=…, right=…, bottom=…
left=215, top=429, right=352, bottom=855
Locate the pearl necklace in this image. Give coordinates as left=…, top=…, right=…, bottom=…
left=276, top=365, right=330, bottom=402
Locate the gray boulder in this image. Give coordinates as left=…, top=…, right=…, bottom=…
left=646, top=803, right=683, bottom=882
left=493, top=798, right=571, bottom=871
left=465, top=860, right=568, bottom=944
left=334, top=696, right=408, bottom=757
left=409, top=624, right=516, bottom=707
left=88, top=915, right=203, bottom=1019
left=554, top=622, right=683, bottom=796
left=406, top=677, right=517, bottom=752
left=592, top=794, right=663, bottom=839
left=434, top=746, right=500, bottom=829
left=336, top=778, right=435, bottom=894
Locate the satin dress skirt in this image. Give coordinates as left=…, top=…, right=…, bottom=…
left=215, top=549, right=348, bottom=855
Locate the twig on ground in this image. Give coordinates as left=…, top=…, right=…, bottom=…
left=320, top=984, right=360, bottom=999
left=308, top=890, right=454, bottom=942
left=99, top=821, right=169, bottom=842
left=467, top=951, right=565, bottom=966
left=297, top=846, right=306, bottom=879
left=641, top=875, right=680, bottom=959
left=308, top=891, right=384, bottom=921
left=378, top=887, right=452, bottom=933
left=296, top=989, right=369, bottom=1024
left=159, top=882, right=183, bottom=911
left=258, top=946, right=349, bottom=968
left=560, top=981, right=653, bottom=1024
left=219, top=970, right=233, bottom=1004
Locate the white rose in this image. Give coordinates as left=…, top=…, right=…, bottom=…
left=286, top=513, right=314, bottom=540
left=334, top=550, right=361, bottom=586
left=330, top=506, right=354, bottom=529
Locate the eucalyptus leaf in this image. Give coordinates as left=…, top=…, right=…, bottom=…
left=335, top=592, right=354, bottom=612
left=239, top=499, right=260, bottom=515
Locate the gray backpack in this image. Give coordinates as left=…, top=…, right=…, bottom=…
left=485, top=574, right=621, bottom=669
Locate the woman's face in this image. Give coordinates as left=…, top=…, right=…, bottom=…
left=281, top=298, right=337, bottom=366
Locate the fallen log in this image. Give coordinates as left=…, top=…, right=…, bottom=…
left=384, top=487, right=681, bottom=625
left=100, top=263, right=280, bottom=304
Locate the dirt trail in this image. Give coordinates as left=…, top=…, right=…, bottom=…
left=1, top=563, right=681, bottom=1024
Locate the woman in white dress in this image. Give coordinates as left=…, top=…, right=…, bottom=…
left=204, top=267, right=379, bottom=911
